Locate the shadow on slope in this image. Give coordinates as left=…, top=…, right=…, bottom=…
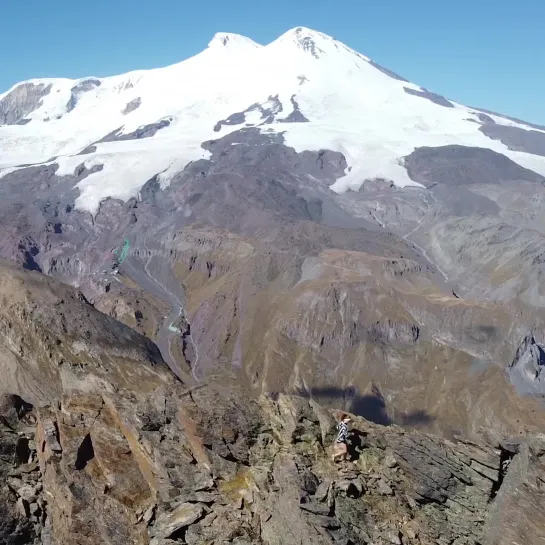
left=284, top=384, right=435, bottom=428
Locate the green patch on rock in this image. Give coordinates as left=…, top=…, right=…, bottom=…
left=356, top=447, right=384, bottom=472
left=219, top=468, right=252, bottom=501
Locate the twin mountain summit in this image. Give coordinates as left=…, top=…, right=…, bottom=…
left=1, top=26, right=545, bottom=545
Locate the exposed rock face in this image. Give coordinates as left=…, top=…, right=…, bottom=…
left=0, top=82, right=52, bottom=125
left=0, top=394, right=42, bottom=545
left=4, top=384, right=545, bottom=545
left=480, top=123, right=545, bottom=157
left=213, top=94, right=309, bottom=132
left=122, top=97, right=142, bottom=115
left=404, top=87, right=454, bottom=108
left=0, top=264, right=543, bottom=544
left=508, top=333, right=545, bottom=394
left=66, top=79, right=101, bottom=113
left=98, top=118, right=172, bottom=143
left=483, top=435, right=545, bottom=545
left=404, top=145, right=545, bottom=187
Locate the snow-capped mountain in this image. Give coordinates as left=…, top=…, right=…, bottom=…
left=1, top=26, right=545, bottom=214
left=2, top=26, right=545, bottom=448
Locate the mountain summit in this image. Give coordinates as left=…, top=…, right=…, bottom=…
left=1, top=27, right=544, bottom=213
left=208, top=31, right=262, bottom=50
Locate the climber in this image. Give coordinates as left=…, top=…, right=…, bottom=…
left=332, top=412, right=352, bottom=463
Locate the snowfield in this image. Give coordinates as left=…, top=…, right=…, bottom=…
left=1, top=27, right=545, bottom=214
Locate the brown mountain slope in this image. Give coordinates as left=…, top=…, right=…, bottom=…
left=92, top=227, right=545, bottom=443
left=0, top=259, right=170, bottom=405
left=2, top=129, right=545, bottom=450
left=0, top=263, right=544, bottom=545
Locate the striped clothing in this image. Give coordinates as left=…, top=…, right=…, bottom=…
left=336, top=421, right=348, bottom=443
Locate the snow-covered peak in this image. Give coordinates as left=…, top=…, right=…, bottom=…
left=268, top=26, right=337, bottom=59
left=1, top=26, right=545, bottom=215
left=208, top=32, right=262, bottom=50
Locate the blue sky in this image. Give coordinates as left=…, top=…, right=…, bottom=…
left=3, top=0, right=544, bottom=123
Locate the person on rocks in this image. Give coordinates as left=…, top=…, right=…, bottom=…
left=332, top=413, right=352, bottom=462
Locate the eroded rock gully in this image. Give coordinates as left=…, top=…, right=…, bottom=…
left=2, top=387, right=544, bottom=545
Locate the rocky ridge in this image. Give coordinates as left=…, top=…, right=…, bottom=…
left=0, top=263, right=544, bottom=545
left=2, top=387, right=545, bottom=545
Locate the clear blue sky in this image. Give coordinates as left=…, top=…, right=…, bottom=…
left=3, top=0, right=544, bottom=123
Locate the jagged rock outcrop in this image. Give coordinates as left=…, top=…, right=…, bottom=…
left=0, top=394, right=42, bottom=545
left=508, top=332, right=545, bottom=394
left=483, top=435, right=545, bottom=545
left=3, top=384, right=545, bottom=545
left=0, top=263, right=543, bottom=544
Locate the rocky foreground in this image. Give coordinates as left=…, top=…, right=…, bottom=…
left=2, top=386, right=545, bottom=545
left=0, top=261, right=545, bottom=545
